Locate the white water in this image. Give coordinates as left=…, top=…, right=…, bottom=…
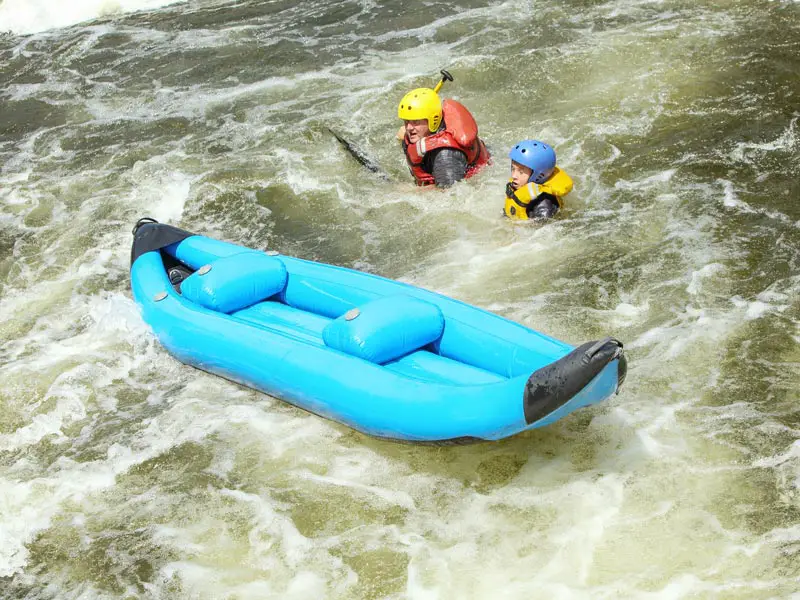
left=0, top=0, right=187, bottom=35
left=1, top=0, right=799, bottom=597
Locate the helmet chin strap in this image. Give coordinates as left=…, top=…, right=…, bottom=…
left=432, top=69, right=453, bottom=94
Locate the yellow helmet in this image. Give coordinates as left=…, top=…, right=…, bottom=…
left=397, top=87, right=443, bottom=133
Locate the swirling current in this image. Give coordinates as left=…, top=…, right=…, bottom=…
left=1, top=0, right=799, bottom=598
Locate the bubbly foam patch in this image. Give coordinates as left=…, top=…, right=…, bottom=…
left=0, top=0, right=186, bottom=35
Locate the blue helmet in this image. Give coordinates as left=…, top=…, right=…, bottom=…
left=508, top=140, right=556, bottom=184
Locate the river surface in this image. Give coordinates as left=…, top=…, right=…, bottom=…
left=1, top=0, right=799, bottom=598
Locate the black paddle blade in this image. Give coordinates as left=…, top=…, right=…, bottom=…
left=327, top=127, right=390, bottom=181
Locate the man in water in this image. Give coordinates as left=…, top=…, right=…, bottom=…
left=397, top=86, right=490, bottom=187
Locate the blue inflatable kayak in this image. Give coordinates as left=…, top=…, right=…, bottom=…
left=130, top=218, right=627, bottom=443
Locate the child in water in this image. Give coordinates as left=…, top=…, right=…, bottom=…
left=504, top=140, right=573, bottom=220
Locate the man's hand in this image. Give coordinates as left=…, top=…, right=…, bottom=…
left=505, top=182, right=517, bottom=199
left=526, top=193, right=559, bottom=219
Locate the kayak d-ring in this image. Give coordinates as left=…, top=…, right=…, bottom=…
left=582, top=337, right=623, bottom=364
left=133, top=217, right=159, bottom=235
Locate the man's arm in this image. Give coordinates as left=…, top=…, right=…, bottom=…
left=430, top=148, right=468, bottom=188
left=527, top=193, right=560, bottom=219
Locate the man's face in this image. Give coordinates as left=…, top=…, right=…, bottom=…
left=510, top=160, right=533, bottom=190
left=404, top=119, right=431, bottom=144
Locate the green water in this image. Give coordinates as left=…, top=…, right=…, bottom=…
left=1, top=0, right=799, bottom=598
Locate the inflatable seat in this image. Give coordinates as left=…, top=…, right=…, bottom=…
left=180, top=252, right=287, bottom=313
left=322, top=295, right=444, bottom=364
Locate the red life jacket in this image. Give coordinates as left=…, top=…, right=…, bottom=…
left=402, top=99, right=491, bottom=186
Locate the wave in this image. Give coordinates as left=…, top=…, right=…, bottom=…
left=0, top=0, right=187, bottom=35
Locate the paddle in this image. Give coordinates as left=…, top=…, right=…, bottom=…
left=328, top=69, right=453, bottom=180
left=327, top=127, right=390, bottom=180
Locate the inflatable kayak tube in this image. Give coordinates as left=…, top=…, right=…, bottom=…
left=129, top=218, right=627, bottom=443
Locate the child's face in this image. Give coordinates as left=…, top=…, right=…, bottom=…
left=510, top=161, right=533, bottom=190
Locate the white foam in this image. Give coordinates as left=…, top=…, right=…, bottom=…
left=730, top=295, right=789, bottom=321
left=614, top=169, right=677, bottom=190
left=584, top=296, right=652, bottom=330
left=400, top=472, right=632, bottom=598
left=0, top=0, right=187, bottom=35
left=0, top=385, right=259, bottom=576
left=299, top=471, right=416, bottom=511
left=718, top=178, right=749, bottom=209
left=730, top=117, right=798, bottom=162
left=686, top=263, right=725, bottom=296
left=122, top=159, right=195, bottom=224
left=754, top=439, right=800, bottom=470
left=0, top=376, right=87, bottom=451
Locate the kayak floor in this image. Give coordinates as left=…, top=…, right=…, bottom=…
left=232, top=300, right=506, bottom=386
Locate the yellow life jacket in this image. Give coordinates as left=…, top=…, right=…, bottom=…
left=504, top=167, right=573, bottom=220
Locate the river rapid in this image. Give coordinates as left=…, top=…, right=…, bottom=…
left=1, top=0, right=799, bottom=598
